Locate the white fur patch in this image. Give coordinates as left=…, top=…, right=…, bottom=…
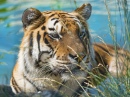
left=48, top=56, right=58, bottom=69
left=109, top=57, right=124, bottom=77
left=47, top=18, right=62, bottom=34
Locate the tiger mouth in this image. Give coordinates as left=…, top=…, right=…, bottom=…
left=45, top=64, right=82, bottom=76
left=44, top=56, right=88, bottom=75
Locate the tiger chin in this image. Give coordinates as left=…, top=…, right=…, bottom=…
left=10, top=3, right=130, bottom=97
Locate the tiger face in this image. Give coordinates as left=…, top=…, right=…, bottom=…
left=10, top=3, right=98, bottom=95
left=20, top=3, right=95, bottom=77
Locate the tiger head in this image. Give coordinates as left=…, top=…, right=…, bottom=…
left=20, top=3, right=96, bottom=78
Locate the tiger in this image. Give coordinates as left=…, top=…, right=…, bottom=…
left=10, top=3, right=130, bottom=97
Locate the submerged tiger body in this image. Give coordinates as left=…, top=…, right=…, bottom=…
left=10, top=3, right=130, bottom=97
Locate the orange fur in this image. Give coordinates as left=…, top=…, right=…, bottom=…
left=10, top=3, right=130, bottom=97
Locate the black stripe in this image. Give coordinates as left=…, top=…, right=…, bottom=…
left=48, top=28, right=55, bottom=31
left=66, top=16, right=75, bottom=18
left=61, top=26, right=63, bottom=32
left=35, top=60, right=42, bottom=68
left=95, top=51, right=106, bottom=66
left=36, top=31, right=42, bottom=68
left=43, top=33, right=53, bottom=51
left=23, top=74, right=40, bottom=91
left=51, top=18, right=59, bottom=21
left=94, top=51, right=108, bottom=75
left=52, top=50, right=57, bottom=57
left=44, top=11, right=52, bottom=14
left=56, top=61, right=71, bottom=64
left=48, top=43, right=53, bottom=52
left=29, top=32, right=33, bottom=56
left=11, top=76, right=21, bottom=93
left=24, top=62, right=30, bottom=73
left=96, top=44, right=127, bottom=57
left=75, top=19, right=81, bottom=24
left=44, top=32, right=47, bottom=37
left=37, top=31, right=41, bottom=52
left=94, top=44, right=113, bottom=56
left=72, top=80, right=90, bottom=97
left=85, top=30, right=90, bottom=39
left=59, top=12, right=68, bottom=14
left=44, top=32, right=49, bottom=45
left=55, top=81, right=66, bottom=96
left=54, top=20, right=59, bottom=25
left=44, top=38, right=49, bottom=44
left=42, top=51, right=51, bottom=53
left=41, top=26, right=46, bottom=30
left=49, top=14, right=55, bottom=18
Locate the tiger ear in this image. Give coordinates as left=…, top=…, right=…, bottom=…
left=74, top=3, right=92, bottom=20
left=22, top=8, right=42, bottom=28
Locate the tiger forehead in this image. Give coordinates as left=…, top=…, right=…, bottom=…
left=42, top=11, right=76, bottom=19
left=36, top=11, right=81, bottom=31
left=43, top=11, right=70, bottom=15
left=27, top=10, right=81, bottom=33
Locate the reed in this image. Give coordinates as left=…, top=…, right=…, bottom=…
left=74, top=0, right=130, bottom=96
left=91, top=0, right=130, bottom=96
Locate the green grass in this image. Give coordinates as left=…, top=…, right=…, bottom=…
left=77, top=0, right=130, bottom=97
left=89, top=0, right=130, bottom=97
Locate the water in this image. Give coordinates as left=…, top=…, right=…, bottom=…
left=0, top=0, right=128, bottom=85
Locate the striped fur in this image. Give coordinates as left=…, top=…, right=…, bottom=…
left=10, top=3, right=130, bottom=97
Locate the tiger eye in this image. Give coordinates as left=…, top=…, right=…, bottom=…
left=49, top=33, right=60, bottom=39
